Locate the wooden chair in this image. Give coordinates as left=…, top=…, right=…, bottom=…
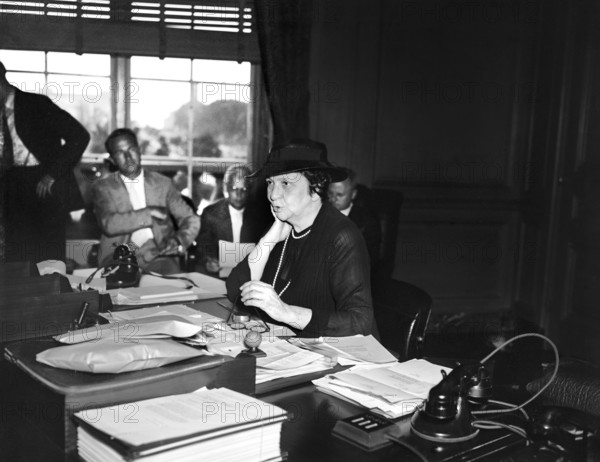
left=372, top=277, right=432, bottom=361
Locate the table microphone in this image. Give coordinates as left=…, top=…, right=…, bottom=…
left=242, top=330, right=266, bottom=357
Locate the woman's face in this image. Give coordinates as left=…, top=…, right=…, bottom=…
left=267, top=172, right=316, bottom=224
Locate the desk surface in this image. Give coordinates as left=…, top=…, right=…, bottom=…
left=260, top=383, right=530, bottom=462
left=0, top=278, right=542, bottom=462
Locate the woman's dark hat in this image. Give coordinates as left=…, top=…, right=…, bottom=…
left=248, top=139, right=347, bottom=182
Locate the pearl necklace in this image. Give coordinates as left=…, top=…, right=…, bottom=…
left=272, top=227, right=312, bottom=297
left=291, top=227, right=311, bottom=239
left=272, top=233, right=291, bottom=296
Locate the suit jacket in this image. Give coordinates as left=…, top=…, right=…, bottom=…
left=13, top=88, right=90, bottom=211
left=92, top=170, right=200, bottom=268
left=349, top=202, right=382, bottom=270
left=197, top=198, right=267, bottom=262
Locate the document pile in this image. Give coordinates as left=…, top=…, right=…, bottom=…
left=313, top=359, right=451, bottom=419
left=290, top=335, right=398, bottom=365
left=254, top=338, right=336, bottom=384
left=74, top=387, right=288, bottom=462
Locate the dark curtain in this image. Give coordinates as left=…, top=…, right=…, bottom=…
left=255, top=0, right=314, bottom=146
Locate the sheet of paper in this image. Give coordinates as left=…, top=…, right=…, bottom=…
left=326, top=369, right=416, bottom=404
left=256, top=357, right=333, bottom=384
left=66, top=273, right=107, bottom=291
left=387, top=359, right=450, bottom=384
left=293, top=335, right=396, bottom=364
left=256, top=340, right=325, bottom=370
left=218, top=240, right=255, bottom=278
left=355, top=360, right=450, bottom=397
left=139, top=272, right=226, bottom=294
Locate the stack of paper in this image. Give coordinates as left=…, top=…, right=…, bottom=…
left=254, top=338, right=337, bottom=384
left=74, top=387, right=288, bottom=462
left=289, top=335, right=398, bottom=365
left=313, top=359, right=451, bottom=419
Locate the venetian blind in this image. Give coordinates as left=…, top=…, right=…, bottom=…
left=0, top=0, right=259, bottom=62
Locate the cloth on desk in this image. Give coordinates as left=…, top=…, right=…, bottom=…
left=527, top=359, right=600, bottom=417
left=36, top=338, right=205, bottom=374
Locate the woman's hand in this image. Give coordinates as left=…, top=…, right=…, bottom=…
left=266, top=205, right=292, bottom=243
left=239, top=280, right=313, bottom=331
left=240, top=280, right=287, bottom=320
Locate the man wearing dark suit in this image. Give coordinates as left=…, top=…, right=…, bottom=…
left=197, top=164, right=268, bottom=274
left=92, top=128, right=200, bottom=274
left=328, top=168, right=382, bottom=271
left=0, top=61, right=90, bottom=263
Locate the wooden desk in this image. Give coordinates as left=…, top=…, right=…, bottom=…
left=260, top=383, right=527, bottom=462
left=1, top=285, right=530, bottom=462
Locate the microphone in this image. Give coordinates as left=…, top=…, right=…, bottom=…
left=241, top=330, right=266, bottom=357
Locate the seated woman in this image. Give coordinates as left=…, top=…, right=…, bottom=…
left=226, top=139, right=376, bottom=337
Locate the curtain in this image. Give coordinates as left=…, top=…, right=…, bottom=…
left=255, top=0, right=314, bottom=146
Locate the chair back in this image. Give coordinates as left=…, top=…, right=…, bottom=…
left=355, top=185, right=403, bottom=277
left=372, top=277, right=432, bottom=361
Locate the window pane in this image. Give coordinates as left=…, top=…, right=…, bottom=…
left=0, top=50, right=45, bottom=72
left=47, top=52, right=110, bottom=76
left=130, top=79, right=190, bottom=157
left=47, top=74, right=111, bottom=154
left=192, top=59, right=250, bottom=85
left=5, top=72, right=45, bottom=92
left=194, top=83, right=250, bottom=160
left=131, top=56, right=191, bottom=80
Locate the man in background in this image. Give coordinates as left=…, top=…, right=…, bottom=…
left=0, top=60, right=90, bottom=263
left=197, top=164, right=269, bottom=274
left=328, top=167, right=381, bottom=270
left=92, top=128, right=199, bottom=274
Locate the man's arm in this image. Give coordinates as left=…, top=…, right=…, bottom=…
left=43, top=96, right=90, bottom=179
left=92, top=182, right=154, bottom=236
left=197, top=206, right=219, bottom=261
left=166, top=185, right=200, bottom=248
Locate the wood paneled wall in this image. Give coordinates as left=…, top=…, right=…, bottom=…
left=309, top=0, right=546, bottom=315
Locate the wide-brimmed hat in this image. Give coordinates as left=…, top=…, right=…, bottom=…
left=248, top=139, right=347, bottom=182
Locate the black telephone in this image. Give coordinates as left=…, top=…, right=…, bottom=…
left=104, top=243, right=141, bottom=289
left=411, top=362, right=493, bottom=443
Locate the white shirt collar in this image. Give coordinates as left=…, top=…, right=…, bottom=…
left=340, top=202, right=353, bottom=216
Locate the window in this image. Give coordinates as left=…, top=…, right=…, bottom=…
left=0, top=49, right=259, bottom=209
left=130, top=56, right=252, bottom=160
left=0, top=49, right=111, bottom=154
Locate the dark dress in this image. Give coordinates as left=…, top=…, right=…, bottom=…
left=226, top=202, right=375, bottom=337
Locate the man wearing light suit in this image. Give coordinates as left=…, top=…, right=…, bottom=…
left=92, top=128, right=200, bottom=274
left=0, top=60, right=90, bottom=263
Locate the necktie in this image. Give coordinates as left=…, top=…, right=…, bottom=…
left=1, top=109, right=13, bottom=170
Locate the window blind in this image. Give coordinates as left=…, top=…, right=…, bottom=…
left=0, top=0, right=259, bottom=62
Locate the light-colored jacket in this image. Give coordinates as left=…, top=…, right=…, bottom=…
left=92, top=170, right=200, bottom=268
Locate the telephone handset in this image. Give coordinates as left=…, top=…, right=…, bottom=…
left=104, top=243, right=141, bottom=289
left=410, top=362, right=493, bottom=443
